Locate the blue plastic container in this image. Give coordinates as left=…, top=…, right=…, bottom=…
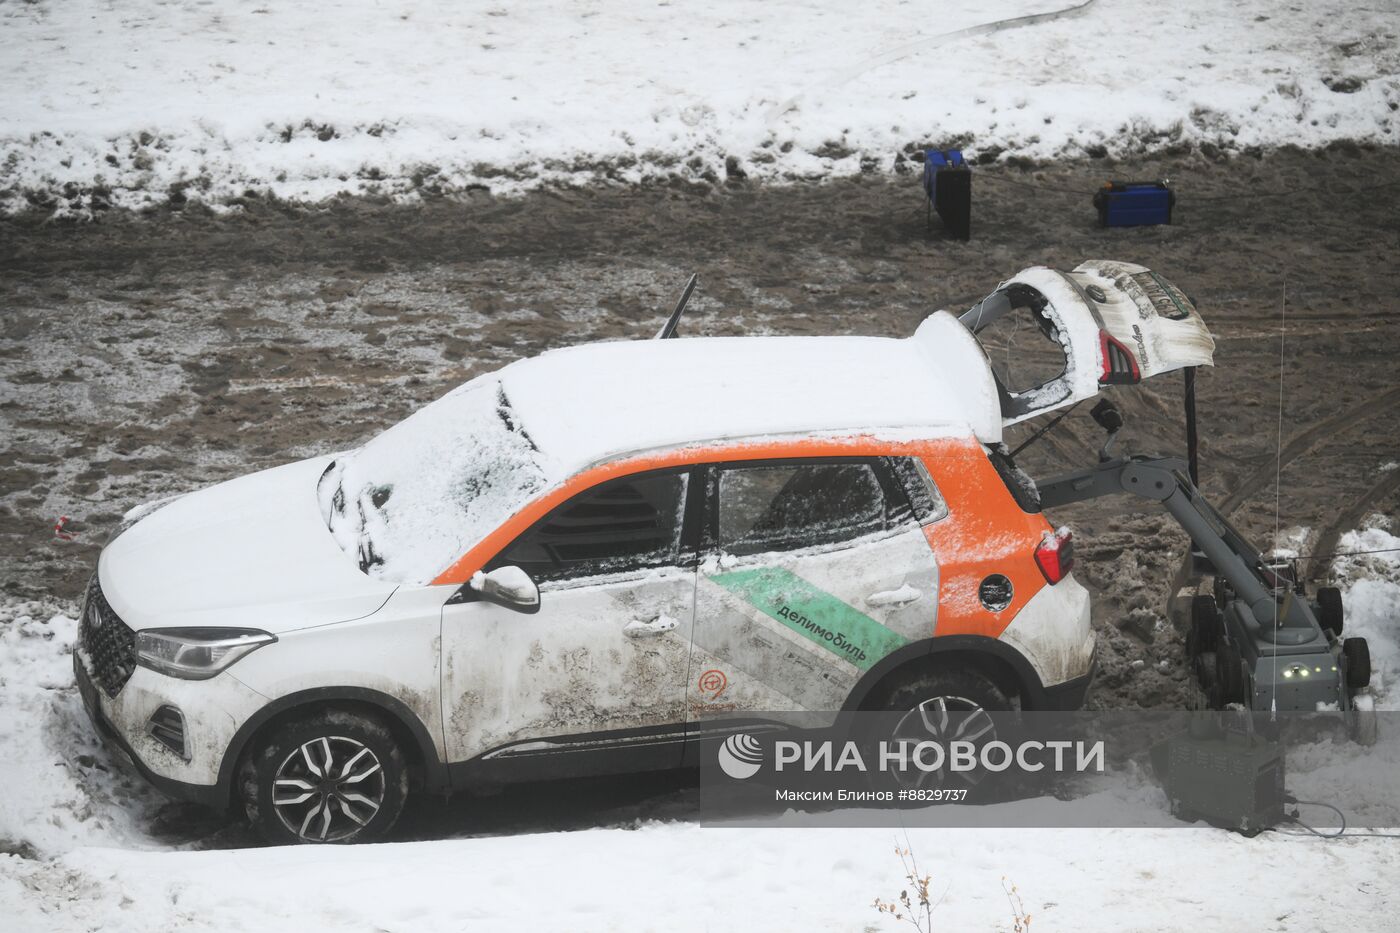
left=1093, top=180, right=1174, bottom=227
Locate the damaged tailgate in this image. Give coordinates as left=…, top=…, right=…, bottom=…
left=957, top=260, right=1216, bottom=425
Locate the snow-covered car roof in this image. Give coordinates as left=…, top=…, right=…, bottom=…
left=501, top=308, right=1002, bottom=473
left=320, top=309, right=999, bottom=583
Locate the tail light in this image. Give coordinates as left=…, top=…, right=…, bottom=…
left=1035, top=527, right=1074, bottom=584
left=1099, top=331, right=1141, bottom=385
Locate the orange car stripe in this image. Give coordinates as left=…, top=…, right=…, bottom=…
left=431, top=434, right=975, bottom=586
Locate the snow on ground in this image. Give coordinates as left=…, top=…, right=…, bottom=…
left=2, top=522, right=1399, bottom=931
left=1332, top=518, right=1400, bottom=707
left=3, top=0, right=1398, bottom=215
left=3, top=820, right=1397, bottom=932
left=0, top=602, right=167, bottom=860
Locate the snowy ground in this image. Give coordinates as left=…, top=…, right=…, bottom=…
left=1333, top=523, right=1400, bottom=708
left=3, top=142, right=1399, bottom=929
left=3, top=820, right=1396, bottom=932
left=3, top=0, right=1399, bottom=214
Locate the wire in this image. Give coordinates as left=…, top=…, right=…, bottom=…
left=1188, top=178, right=1400, bottom=202
left=1269, top=799, right=1400, bottom=840
left=768, top=0, right=1100, bottom=125
left=974, top=173, right=1084, bottom=197
left=1269, top=826, right=1400, bottom=839
left=1282, top=799, right=1347, bottom=838
left=1009, top=401, right=1082, bottom=458
left=1294, top=546, right=1400, bottom=560
left=970, top=169, right=1400, bottom=203
left=1338, top=831, right=1400, bottom=839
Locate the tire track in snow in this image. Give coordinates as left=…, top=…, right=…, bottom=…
left=1216, top=385, right=1400, bottom=517
left=1163, top=384, right=1400, bottom=622
left=764, top=0, right=1099, bottom=124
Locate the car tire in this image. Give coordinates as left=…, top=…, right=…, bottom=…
left=876, top=667, right=1013, bottom=716
left=245, top=708, right=409, bottom=846
left=1315, top=587, right=1344, bottom=637
left=868, top=668, right=1012, bottom=798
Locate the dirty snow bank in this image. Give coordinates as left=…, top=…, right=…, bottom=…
left=1333, top=520, right=1400, bottom=707
left=0, top=820, right=1396, bottom=932
left=3, top=0, right=1398, bottom=215
left=0, top=601, right=165, bottom=859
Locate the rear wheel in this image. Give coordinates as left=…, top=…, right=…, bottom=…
left=871, top=669, right=1012, bottom=795
left=245, top=709, right=409, bottom=845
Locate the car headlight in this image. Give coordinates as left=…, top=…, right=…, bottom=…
left=135, top=628, right=276, bottom=680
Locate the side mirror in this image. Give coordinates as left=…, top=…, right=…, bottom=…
left=468, top=566, right=541, bottom=613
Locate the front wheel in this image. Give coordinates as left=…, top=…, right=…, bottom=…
left=245, top=709, right=409, bottom=845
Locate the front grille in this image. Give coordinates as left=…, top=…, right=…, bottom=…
left=78, top=575, right=137, bottom=698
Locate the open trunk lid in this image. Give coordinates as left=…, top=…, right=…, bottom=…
left=956, top=260, right=1215, bottom=426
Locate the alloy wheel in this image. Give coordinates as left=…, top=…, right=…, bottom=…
left=272, top=735, right=386, bottom=842
left=888, top=695, right=996, bottom=790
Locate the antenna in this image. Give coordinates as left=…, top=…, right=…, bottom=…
left=655, top=273, right=699, bottom=340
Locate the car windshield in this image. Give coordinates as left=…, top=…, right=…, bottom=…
left=318, top=375, right=552, bottom=583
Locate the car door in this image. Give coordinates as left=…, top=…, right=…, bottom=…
left=957, top=261, right=1216, bottom=425
left=685, top=457, right=943, bottom=734
left=441, top=467, right=699, bottom=777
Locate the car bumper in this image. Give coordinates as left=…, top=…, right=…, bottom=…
left=1039, top=647, right=1099, bottom=710
left=74, top=652, right=259, bottom=811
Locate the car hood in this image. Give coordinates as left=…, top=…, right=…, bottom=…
left=99, top=456, right=398, bottom=634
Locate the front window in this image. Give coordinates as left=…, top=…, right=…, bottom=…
left=319, top=376, right=551, bottom=583
left=491, top=471, right=690, bottom=581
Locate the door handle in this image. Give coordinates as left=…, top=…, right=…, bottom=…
left=623, top=614, right=679, bottom=638
left=866, top=584, right=922, bottom=608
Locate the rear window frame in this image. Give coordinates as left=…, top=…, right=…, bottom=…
left=703, top=456, right=915, bottom=558
left=985, top=444, right=1043, bottom=514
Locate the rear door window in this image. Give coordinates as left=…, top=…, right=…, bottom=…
left=718, top=462, right=890, bottom=557
left=885, top=456, right=949, bottom=525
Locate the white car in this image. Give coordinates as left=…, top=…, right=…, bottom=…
left=75, top=260, right=1213, bottom=843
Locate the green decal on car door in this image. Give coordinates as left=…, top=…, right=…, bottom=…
left=709, top=566, right=907, bottom=671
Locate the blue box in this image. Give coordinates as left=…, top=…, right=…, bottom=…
left=1093, top=180, right=1174, bottom=227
